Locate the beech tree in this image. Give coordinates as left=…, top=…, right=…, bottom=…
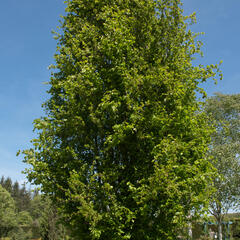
left=23, top=0, right=221, bottom=239
left=205, top=93, right=240, bottom=240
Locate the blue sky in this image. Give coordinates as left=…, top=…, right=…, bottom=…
left=0, top=0, right=239, bottom=183
left=0, top=0, right=65, bottom=182
left=183, top=0, right=240, bottom=94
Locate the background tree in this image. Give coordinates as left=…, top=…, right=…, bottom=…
left=0, top=176, right=13, bottom=195
left=29, top=193, right=44, bottom=238
left=0, top=177, right=68, bottom=239
left=29, top=193, right=68, bottom=240
left=23, top=0, right=221, bottom=239
left=12, top=181, right=20, bottom=205
left=39, top=196, right=67, bottom=240
left=9, top=211, right=33, bottom=240
left=0, top=184, right=17, bottom=238
left=17, top=184, right=31, bottom=212
left=0, top=176, right=31, bottom=212
left=205, top=93, right=240, bottom=240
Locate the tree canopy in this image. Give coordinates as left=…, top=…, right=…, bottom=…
left=23, top=0, right=221, bottom=239
left=0, top=176, right=68, bottom=239
left=205, top=93, right=240, bottom=240
left=0, top=184, right=17, bottom=238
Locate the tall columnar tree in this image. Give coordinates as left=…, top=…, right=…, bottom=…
left=23, top=0, right=221, bottom=239
left=205, top=93, right=240, bottom=240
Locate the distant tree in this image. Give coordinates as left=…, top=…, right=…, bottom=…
left=0, top=184, right=17, bottom=238
left=0, top=176, right=4, bottom=187
left=205, top=93, right=240, bottom=240
left=29, top=194, right=43, bottom=238
left=0, top=177, right=68, bottom=239
left=12, top=181, right=21, bottom=211
left=0, top=176, right=13, bottom=195
left=12, top=181, right=20, bottom=197
left=29, top=194, right=68, bottom=240
left=18, top=184, right=31, bottom=212
left=23, top=0, right=221, bottom=239
left=9, top=211, right=33, bottom=240
left=1, top=176, right=31, bottom=212
left=39, top=197, right=67, bottom=240
left=18, top=210, right=33, bottom=228
left=30, top=194, right=43, bottom=220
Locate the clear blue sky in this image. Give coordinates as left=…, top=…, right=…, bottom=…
left=0, top=0, right=239, bottom=183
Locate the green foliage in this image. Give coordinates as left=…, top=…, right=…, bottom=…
left=0, top=176, right=31, bottom=213
left=0, top=185, right=17, bottom=238
left=23, top=0, right=221, bottom=239
left=0, top=177, right=13, bottom=195
left=205, top=93, right=240, bottom=239
left=10, top=211, right=33, bottom=240
left=0, top=182, right=33, bottom=239
left=29, top=194, right=44, bottom=238
left=38, top=196, right=67, bottom=240
left=28, top=193, right=69, bottom=240
left=205, top=93, right=240, bottom=214
left=0, top=177, right=69, bottom=239
left=17, top=211, right=33, bottom=228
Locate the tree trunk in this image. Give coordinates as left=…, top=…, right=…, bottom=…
left=187, top=212, right=192, bottom=240
left=188, top=222, right=192, bottom=240
left=218, top=220, right=222, bottom=240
